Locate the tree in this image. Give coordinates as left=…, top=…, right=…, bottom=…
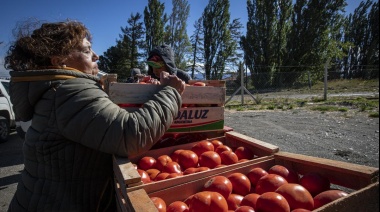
left=144, top=0, right=167, bottom=54
left=189, top=17, right=205, bottom=79
left=165, top=0, right=191, bottom=70
left=120, top=13, right=146, bottom=72
left=98, top=40, right=130, bottom=79
left=202, top=0, right=237, bottom=80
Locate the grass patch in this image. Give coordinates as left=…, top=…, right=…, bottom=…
left=369, top=112, right=379, bottom=118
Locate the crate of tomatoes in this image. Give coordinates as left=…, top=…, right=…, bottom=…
left=113, top=131, right=280, bottom=210
left=108, top=78, right=226, bottom=133
left=140, top=151, right=378, bottom=212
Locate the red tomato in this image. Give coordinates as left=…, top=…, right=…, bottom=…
left=137, top=169, right=151, bottom=184
left=156, top=155, right=173, bottom=171
left=178, top=150, right=199, bottom=170
left=238, top=159, right=249, bottom=163
left=138, top=156, right=157, bottom=170
left=268, top=165, right=299, bottom=183
left=226, top=194, right=244, bottom=210
left=166, top=172, right=183, bottom=179
left=162, top=161, right=182, bottom=174
left=299, top=172, right=330, bottom=196
left=275, top=183, right=314, bottom=210
left=183, top=167, right=198, bottom=175
left=167, top=201, right=189, bottom=212
left=247, top=167, right=269, bottom=187
left=189, top=191, right=228, bottom=212
left=215, top=145, right=233, bottom=155
left=228, top=173, right=251, bottom=196
left=210, top=139, right=224, bottom=149
left=197, top=167, right=210, bottom=172
left=256, top=192, right=290, bottom=212
left=234, top=146, right=254, bottom=160
left=184, top=194, right=194, bottom=207
left=203, top=175, right=233, bottom=199
left=255, top=174, right=288, bottom=195
left=145, top=168, right=161, bottom=181
left=235, top=206, right=255, bottom=212
left=240, top=193, right=260, bottom=209
left=171, top=149, right=184, bottom=163
left=220, top=150, right=239, bottom=165
left=193, top=82, right=206, bottom=86
left=191, top=140, right=215, bottom=157
left=313, top=190, right=348, bottom=209
left=199, top=151, right=222, bottom=169
left=155, top=172, right=170, bottom=181
left=291, top=209, right=312, bottom=212
left=150, top=197, right=166, bottom=212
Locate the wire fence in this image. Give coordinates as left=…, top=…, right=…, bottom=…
left=224, top=68, right=379, bottom=104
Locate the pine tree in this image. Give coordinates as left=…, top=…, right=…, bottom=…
left=144, top=0, right=167, bottom=54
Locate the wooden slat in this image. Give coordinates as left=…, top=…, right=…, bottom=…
left=274, top=151, right=379, bottom=190
left=108, top=83, right=226, bottom=105
left=126, top=189, right=158, bottom=212
left=225, top=131, right=280, bottom=157
left=113, top=156, right=141, bottom=186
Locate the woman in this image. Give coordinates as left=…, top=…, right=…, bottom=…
left=147, top=44, right=191, bottom=84
left=5, top=20, right=185, bottom=211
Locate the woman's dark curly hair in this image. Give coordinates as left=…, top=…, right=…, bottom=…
left=4, top=20, right=92, bottom=71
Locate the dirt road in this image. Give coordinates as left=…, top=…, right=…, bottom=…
left=224, top=108, right=379, bottom=168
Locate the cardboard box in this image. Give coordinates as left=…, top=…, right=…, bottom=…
left=147, top=151, right=379, bottom=212
left=108, top=80, right=226, bottom=133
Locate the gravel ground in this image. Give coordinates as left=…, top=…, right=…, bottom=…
left=224, top=108, right=379, bottom=168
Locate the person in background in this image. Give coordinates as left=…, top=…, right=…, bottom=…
left=125, top=68, right=144, bottom=83
left=5, top=20, right=185, bottom=212
left=147, top=44, right=191, bottom=84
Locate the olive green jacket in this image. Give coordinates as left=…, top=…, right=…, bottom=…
left=8, top=68, right=181, bottom=211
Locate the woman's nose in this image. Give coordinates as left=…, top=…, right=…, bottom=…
left=92, top=50, right=99, bottom=61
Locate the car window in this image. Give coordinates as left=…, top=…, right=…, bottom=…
left=1, top=81, right=10, bottom=94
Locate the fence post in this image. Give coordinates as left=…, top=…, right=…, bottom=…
left=324, top=59, right=330, bottom=101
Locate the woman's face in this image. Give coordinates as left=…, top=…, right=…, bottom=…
left=65, top=38, right=99, bottom=75
left=152, top=61, right=166, bottom=78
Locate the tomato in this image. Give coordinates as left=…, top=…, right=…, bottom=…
left=150, top=196, right=167, bottom=212
left=291, top=209, right=312, bottom=212
left=189, top=191, right=228, bottom=212
left=247, top=167, right=268, bottom=187
left=156, top=155, right=173, bottom=171
left=155, top=172, right=170, bottom=181
left=137, top=169, right=151, bottom=184
left=275, top=183, right=314, bottom=210
left=220, top=150, right=239, bottom=165
left=313, top=190, right=348, bottom=209
left=145, top=168, right=161, bottom=181
left=215, top=145, right=233, bottom=155
left=193, top=82, right=206, bottom=86
left=240, top=193, right=260, bottom=209
left=299, top=172, right=330, bottom=196
left=226, top=194, right=244, bottom=210
left=183, top=167, right=198, bottom=175
left=203, top=175, right=233, bottom=199
left=256, top=192, right=290, bottom=212
left=171, top=149, right=184, bottom=163
left=234, top=146, right=254, bottom=160
left=138, top=156, right=157, bottom=170
left=268, top=165, right=299, bottom=183
left=199, top=151, right=222, bottom=169
left=255, top=174, right=288, bottom=195
left=210, top=139, right=224, bottom=149
left=178, top=150, right=199, bottom=170
left=167, top=201, right=189, bottom=212
left=166, top=172, right=183, bottom=179
left=184, top=194, right=194, bottom=207
left=238, top=159, right=249, bottom=163
left=198, top=167, right=211, bottom=172
left=228, top=173, right=251, bottom=196
left=235, top=206, right=255, bottom=212
left=191, top=140, right=215, bottom=157
left=162, top=161, right=182, bottom=174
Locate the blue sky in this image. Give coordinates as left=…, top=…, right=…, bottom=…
left=0, top=0, right=361, bottom=77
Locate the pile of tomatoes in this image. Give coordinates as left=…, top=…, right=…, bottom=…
left=135, top=140, right=255, bottom=184
left=150, top=164, right=349, bottom=212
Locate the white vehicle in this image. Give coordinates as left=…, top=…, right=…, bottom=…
left=0, top=79, right=17, bottom=142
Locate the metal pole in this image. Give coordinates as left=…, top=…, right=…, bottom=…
left=324, top=59, right=330, bottom=101
left=241, top=64, right=244, bottom=105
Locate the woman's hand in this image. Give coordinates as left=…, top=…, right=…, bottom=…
left=160, top=71, right=186, bottom=95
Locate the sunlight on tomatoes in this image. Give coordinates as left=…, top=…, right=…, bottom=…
left=240, top=193, right=260, bottom=209
left=275, top=183, right=314, bottom=210
left=150, top=197, right=166, bottom=212
left=189, top=191, right=228, bottom=212
left=167, top=201, right=189, bottom=212
left=313, top=190, right=348, bottom=209
left=191, top=140, right=215, bottom=157
left=247, top=167, right=269, bottom=188
left=299, top=172, right=331, bottom=197
left=226, top=194, right=244, bottom=210
left=199, top=151, right=222, bottom=169
left=228, top=173, right=251, bottom=196
left=220, top=150, right=239, bottom=165
left=255, top=174, right=288, bottom=194
left=256, top=192, right=290, bottom=212
left=268, top=165, right=299, bottom=183
left=138, top=156, right=157, bottom=170
left=203, top=176, right=233, bottom=199
left=234, top=146, right=254, bottom=160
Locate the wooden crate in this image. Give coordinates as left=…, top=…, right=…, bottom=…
left=108, top=80, right=226, bottom=133
left=113, top=131, right=279, bottom=208
left=145, top=151, right=378, bottom=212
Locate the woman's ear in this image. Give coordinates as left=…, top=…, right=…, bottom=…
left=50, top=56, right=65, bottom=66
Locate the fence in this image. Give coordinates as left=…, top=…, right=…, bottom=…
left=224, top=68, right=379, bottom=105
